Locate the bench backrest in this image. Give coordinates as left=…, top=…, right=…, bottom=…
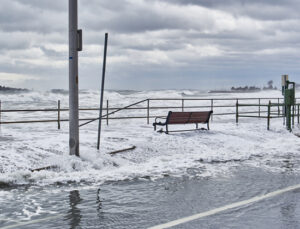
left=167, top=111, right=213, bottom=124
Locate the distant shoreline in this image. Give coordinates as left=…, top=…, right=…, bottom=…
left=208, top=89, right=279, bottom=93
left=0, top=85, right=29, bottom=93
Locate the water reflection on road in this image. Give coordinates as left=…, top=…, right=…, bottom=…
left=65, top=190, right=82, bottom=229
left=1, top=166, right=300, bottom=229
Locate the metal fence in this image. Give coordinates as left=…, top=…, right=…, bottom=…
left=237, top=100, right=300, bottom=130
left=0, top=97, right=296, bottom=129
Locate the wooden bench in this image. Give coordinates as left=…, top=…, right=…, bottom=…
left=153, top=111, right=213, bottom=134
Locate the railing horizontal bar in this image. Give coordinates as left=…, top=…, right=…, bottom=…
left=0, top=96, right=293, bottom=126
left=0, top=116, right=160, bottom=124
left=239, top=115, right=285, bottom=118
left=0, top=105, right=271, bottom=113
left=0, top=118, right=97, bottom=124
left=0, top=110, right=269, bottom=125
left=1, top=109, right=68, bottom=112
left=238, top=104, right=269, bottom=107
left=239, top=103, right=299, bottom=107
left=239, top=115, right=269, bottom=118
left=149, top=97, right=290, bottom=101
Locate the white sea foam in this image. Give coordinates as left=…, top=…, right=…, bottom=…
left=0, top=89, right=300, bottom=186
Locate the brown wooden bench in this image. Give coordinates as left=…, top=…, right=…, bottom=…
left=153, top=111, right=213, bottom=134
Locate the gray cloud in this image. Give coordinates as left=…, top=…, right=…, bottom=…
left=0, top=0, right=300, bottom=90
left=160, top=0, right=300, bottom=20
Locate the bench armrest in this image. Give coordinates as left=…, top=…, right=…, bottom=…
left=155, top=117, right=167, bottom=123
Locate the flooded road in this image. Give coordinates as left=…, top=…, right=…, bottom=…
left=1, top=165, right=300, bottom=229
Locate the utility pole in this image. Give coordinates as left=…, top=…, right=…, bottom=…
left=69, top=0, right=82, bottom=156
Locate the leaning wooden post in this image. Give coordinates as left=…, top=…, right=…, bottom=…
left=57, top=100, right=61, bottom=130
left=106, top=100, right=109, bottom=126
left=267, top=100, right=271, bottom=130
left=211, top=99, right=214, bottom=121
left=236, top=99, right=239, bottom=124
left=147, top=99, right=150, bottom=124
left=258, top=98, right=261, bottom=117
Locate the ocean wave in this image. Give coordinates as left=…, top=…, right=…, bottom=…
left=0, top=90, right=299, bottom=186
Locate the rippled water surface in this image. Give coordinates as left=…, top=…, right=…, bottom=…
left=1, top=166, right=300, bottom=229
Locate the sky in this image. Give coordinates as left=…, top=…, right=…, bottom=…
left=1, top=0, right=300, bottom=90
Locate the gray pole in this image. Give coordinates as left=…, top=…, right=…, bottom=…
left=97, top=33, right=108, bottom=150
left=69, top=0, right=81, bottom=156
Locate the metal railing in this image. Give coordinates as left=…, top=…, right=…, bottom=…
left=0, top=97, right=295, bottom=129
left=237, top=100, right=300, bottom=130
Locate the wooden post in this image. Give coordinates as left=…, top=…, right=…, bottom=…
left=258, top=98, right=261, bottom=117
left=147, top=99, right=150, bottom=124
left=182, top=99, right=184, bottom=112
left=267, top=101, right=271, bottom=130
left=57, top=100, right=61, bottom=130
left=211, top=99, right=213, bottom=121
left=236, top=99, right=239, bottom=124
left=106, top=100, right=109, bottom=126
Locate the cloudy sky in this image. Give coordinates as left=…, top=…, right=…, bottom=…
left=1, top=0, right=300, bottom=90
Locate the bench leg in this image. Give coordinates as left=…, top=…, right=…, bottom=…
left=196, top=123, right=198, bottom=129
left=207, top=122, right=210, bottom=130
left=154, top=124, right=157, bottom=131
left=166, top=124, right=169, bottom=134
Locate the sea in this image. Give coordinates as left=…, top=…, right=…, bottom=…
left=1, top=89, right=300, bottom=228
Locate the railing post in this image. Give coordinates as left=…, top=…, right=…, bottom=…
left=0, top=100, right=1, bottom=127
left=283, top=101, right=286, bottom=126
left=57, top=100, right=61, bottom=129
left=106, top=100, right=109, bottom=126
left=267, top=100, right=271, bottom=130
left=211, top=99, right=214, bottom=121
left=182, top=99, right=184, bottom=112
left=292, top=104, right=295, bottom=127
left=147, top=99, right=150, bottom=124
left=297, top=104, right=299, bottom=124
left=258, top=98, right=261, bottom=117
left=236, top=99, right=239, bottom=124
left=278, top=98, right=280, bottom=116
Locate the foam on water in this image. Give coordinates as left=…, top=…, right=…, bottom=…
left=1, top=89, right=300, bottom=186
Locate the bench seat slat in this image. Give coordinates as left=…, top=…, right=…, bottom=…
left=168, top=111, right=211, bottom=124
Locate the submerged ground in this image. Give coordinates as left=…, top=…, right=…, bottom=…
left=1, top=89, right=300, bottom=228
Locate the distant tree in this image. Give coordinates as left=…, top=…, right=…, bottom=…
left=267, top=80, right=273, bottom=89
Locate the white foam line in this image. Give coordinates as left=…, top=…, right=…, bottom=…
left=1, top=214, right=61, bottom=229
left=149, top=184, right=300, bottom=229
